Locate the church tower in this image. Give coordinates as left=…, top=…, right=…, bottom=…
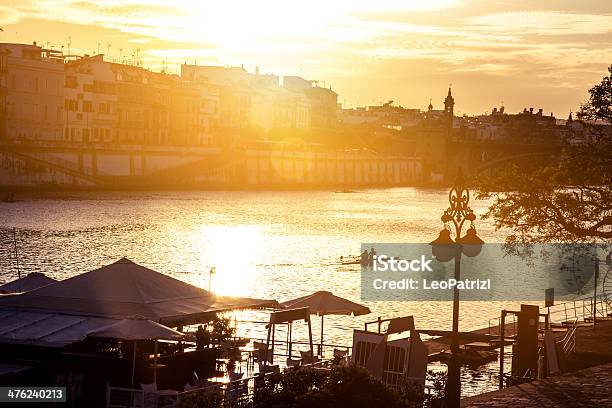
left=444, top=88, right=454, bottom=116
left=444, top=87, right=454, bottom=128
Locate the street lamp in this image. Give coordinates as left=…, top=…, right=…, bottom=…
left=430, top=168, right=484, bottom=407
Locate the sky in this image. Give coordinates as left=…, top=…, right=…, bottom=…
left=0, top=0, right=611, bottom=115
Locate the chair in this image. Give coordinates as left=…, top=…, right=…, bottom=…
left=286, top=358, right=301, bottom=368
left=333, top=348, right=349, bottom=359
left=258, top=362, right=280, bottom=374
left=300, top=350, right=320, bottom=365
left=254, top=344, right=273, bottom=364
left=139, top=383, right=158, bottom=408
left=140, top=383, right=157, bottom=392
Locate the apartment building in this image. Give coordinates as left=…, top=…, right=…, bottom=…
left=64, top=54, right=117, bottom=143
left=64, top=54, right=201, bottom=146
left=0, top=42, right=65, bottom=141
left=181, top=64, right=335, bottom=140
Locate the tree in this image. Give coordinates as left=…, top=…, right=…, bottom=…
left=578, top=65, right=612, bottom=123
left=476, top=65, right=612, bottom=245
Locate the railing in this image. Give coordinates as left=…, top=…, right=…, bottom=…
left=488, top=314, right=517, bottom=338
left=228, top=325, right=352, bottom=361
left=107, top=362, right=335, bottom=408
left=0, top=143, right=110, bottom=182
left=107, top=385, right=181, bottom=408
left=558, top=318, right=578, bottom=357
left=547, top=293, right=610, bottom=325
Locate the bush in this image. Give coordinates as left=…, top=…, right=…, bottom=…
left=181, top=364, right=433, bottom=408
left=178, top=386, right=224, bottom=408
left=249, top=364, right=414, bottom=408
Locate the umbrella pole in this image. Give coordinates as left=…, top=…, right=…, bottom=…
left=307, top=316, right=313, bottom=355
left=153, top=340, right=158, bottom=385
left=320, top=315, right=324, bottom=357
left=288, top=323, right=292, bottom=358
left=131, top=341, right=137, bottom=388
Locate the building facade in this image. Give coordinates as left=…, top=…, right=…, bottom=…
left=0, top=42, right=65, bottom=141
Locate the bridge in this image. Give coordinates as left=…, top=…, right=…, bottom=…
left=0, top=137, right=563, bottom=189
left=443, top=138, right=563, bottom=180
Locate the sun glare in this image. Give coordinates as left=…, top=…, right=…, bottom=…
left=172, top=0, right=461, bottom=52
left=195, top=225, right=266, bottom=296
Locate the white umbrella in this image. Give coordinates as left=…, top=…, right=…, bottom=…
left=88, top=319, right=183, bottom=387
left=280, top=291, right=371, bottom=356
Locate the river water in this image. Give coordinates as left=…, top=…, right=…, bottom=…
left=0, top=188, right=540, bottom=396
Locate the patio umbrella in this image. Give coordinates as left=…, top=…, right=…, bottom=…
left=280, top=291, right=371, bottom=356
left=87, top=319, right=184, bottom=387
left=0, top=272, right=57, bottom=294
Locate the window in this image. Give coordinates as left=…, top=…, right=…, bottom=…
left=64, top=99, right=78, bottom=111
left=83, top=101, right=92, bottom=113
left=99, top=103, right=110, bottom=114
left=65, top=76, right=78, bottom=89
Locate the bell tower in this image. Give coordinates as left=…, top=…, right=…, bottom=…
left=444, top=87, right=454, bottom=128
left=444, top=87, right=454, bottom=116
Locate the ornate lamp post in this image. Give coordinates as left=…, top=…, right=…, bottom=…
left=430, top=169, right=484, bottom=407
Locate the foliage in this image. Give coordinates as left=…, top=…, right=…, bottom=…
left=248, top=366, right=328, bottom=408
left=212, top=316, right=234, bottom=343
left=177, top=386, right=224, bottom=408
left=475, top=65, right=612, bottom=246
left=204, top=314, right=235, bottom=344
left=423, top=370, right=446, bottom=407
left=247, top=364, right=417, bottom=408
left=578, top=65, right=612, bottom=122
left=178, top=364, right=436, bottom=408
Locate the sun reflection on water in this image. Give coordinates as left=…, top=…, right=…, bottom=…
left=194, top=225, right=266, bottom=296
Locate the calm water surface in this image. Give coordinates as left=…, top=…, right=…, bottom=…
left=0, top=188, right=534, bottom=395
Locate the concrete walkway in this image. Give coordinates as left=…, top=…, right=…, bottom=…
left=461, top=319, right=612, bottom=407
left=461, top=362, right=612, bottom=407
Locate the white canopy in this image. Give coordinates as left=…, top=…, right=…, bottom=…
left=0, top=310, right=118, bottom=347
left=0, top=258, right=276, bottom=325
left=87, top=319, right=184, bottom=341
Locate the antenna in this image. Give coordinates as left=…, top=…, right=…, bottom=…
left=12, top=227, right=21, bottom=280
left=67, top=35, right=71, bottom=56
left=97, top=42, right=100, bottom=54
left=119, top=48, right=123, bottom=63
left=106, top=43, right=111, bottom=57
